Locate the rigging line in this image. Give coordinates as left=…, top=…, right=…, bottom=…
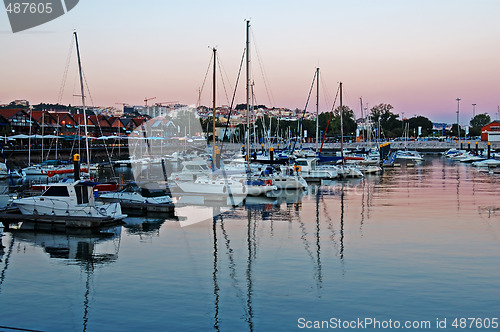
left=57, top=36, right=75, bottom=104
left=251, top=28, right=275, bottom=107
left=320, top=75, right=333, bottom=112
left=292, top=70, right=317, bottom=153
left=93, top=116, right=116, bottom=176
left=319, top=84, right=340, bottom=153
left=82, top=70, right=95, bottom=108
left=216, top=53, right=235, bottom=105
left=216, top=56, right=231, bottom=106
left=219, top=48, right=246, bottom=153
left=197, top=51, right=214, bottom=107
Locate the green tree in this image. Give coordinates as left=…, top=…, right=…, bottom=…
left=470, top=113, right=491, bottom=128
left=407, top=116, right=433, bottom=136
left=370, top=103, right=401, bottom=138
left=450, top=124, right=466, bottom=137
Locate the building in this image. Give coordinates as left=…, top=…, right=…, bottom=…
left=481, top=121, right=500, bottom=141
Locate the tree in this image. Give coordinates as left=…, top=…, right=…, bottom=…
left=450, top=124, right=466, bottom=137
left=407, top=116, right=433, bottom=136
left=370, top=103, right=401, bottom=138
left=470, top=113, right=491, bottom=128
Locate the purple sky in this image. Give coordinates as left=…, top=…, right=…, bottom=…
left=1, top=0, right=499, bottom=123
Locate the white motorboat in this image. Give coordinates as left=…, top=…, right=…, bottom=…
left=337, top=165, right=364, bottom=178
left=459, top=154, right=486, bottom=163
left=394, top=150, right=423, bottom=161
left=170, top=160, right=212, bottom=181
left=14, top=180, right=127, bottom=221
left=358, top=164, right=383, bottom=174
left=293, top=158, right=338, bottom=181
left=472, top=159, right=500, bottom=168
left=99, top=182, right=173, bottom=205
left=0, top=163, right=8, bottom=179
left=259, top=172, right=308, bottom=190
left=175, top=176, right=248, bottom=196
left=175, top=175, right=276, bottom=197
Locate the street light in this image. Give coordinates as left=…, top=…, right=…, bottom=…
left=456, top=98, right=461, bottom=144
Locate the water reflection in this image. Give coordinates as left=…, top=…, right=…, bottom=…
left=2, top=156, right=500, bottom=331
left=5, top=227, right=121, bottom=332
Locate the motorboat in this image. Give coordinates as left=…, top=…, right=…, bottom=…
left=14, top=179, right=127, bottom=221
left=0, top=163, right=8, bottom=179
left=258, top=172, right=308, bottom=190
left=394, top=150, right=423, bottom=161
left=336, top=165, right=364, bottom=178
left=99, top=182, right=173, bottom=205
left=471, top=159, right=500, bottom=168
left=459, top=153, right=486, bottom=163
left=293, top=158, right=338, bottom=181
left=170, top=160, right=212, bottom=181
left=175, top=175, right=276, bottom=197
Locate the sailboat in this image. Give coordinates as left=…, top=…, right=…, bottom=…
left=14, top=32, right=127, bottom=222
left=336, top=82, right=363, bottom=178
left=394, top=123, right=423, bottom=162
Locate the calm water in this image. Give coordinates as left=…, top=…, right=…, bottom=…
left=0, top=156, right=499, bottom=331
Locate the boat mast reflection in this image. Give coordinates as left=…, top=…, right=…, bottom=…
left=212, top=212, right=220, bottom=331
left=10, top=226, right=121, bottom=332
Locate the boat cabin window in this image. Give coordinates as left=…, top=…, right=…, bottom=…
left=42, top=186, right=70, bottom=197
left=141, top=188, right=168, bottom=198
left=296, top=160, right=308, bottom=166
left=75, top=185, right=89, bottom=204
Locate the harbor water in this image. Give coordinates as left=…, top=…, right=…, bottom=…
left=0, top=156, right=499, bottom=331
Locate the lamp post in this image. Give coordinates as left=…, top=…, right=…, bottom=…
left=456, top=98, right=461, bottom=144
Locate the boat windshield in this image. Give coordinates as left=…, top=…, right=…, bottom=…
left=42, top=186, right=69, bottom=197
left=141, top=188, right=169, bottom=198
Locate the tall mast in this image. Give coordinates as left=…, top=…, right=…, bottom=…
left=456, top=97, right=461, bottom=146
left=245, top=20, right=250, bottom=162
left=28, top=109, right=32, bottom=165
left=41, top=111, right=44, bottom=163
left=315, top=67, right=319, bottom=154
left=212, top=47, right=217, bottom=167
left=340, top=82, right=344, bottom=161
left=74, top=31, right=90, bottom=168
left=360, top=97, right=364, bottom=142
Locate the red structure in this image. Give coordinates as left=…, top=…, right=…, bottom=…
left=481, top=121, right=500, bottom=141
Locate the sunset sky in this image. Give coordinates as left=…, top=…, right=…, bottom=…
left=1, top=0, right=499, bottom=123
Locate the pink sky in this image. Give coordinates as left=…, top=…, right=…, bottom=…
left=1, top=0, right=499, bottom=123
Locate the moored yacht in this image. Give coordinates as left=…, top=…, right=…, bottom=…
left=14, top=179, right=127, bottom=221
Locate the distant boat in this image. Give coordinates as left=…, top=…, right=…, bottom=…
left=293, top=158, right=338, bottom=181
left=394, top=150, right=424, bottom=162
left=471, top=159, right=500, bottom=168
left=0, top=162, right=8, bottom=179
